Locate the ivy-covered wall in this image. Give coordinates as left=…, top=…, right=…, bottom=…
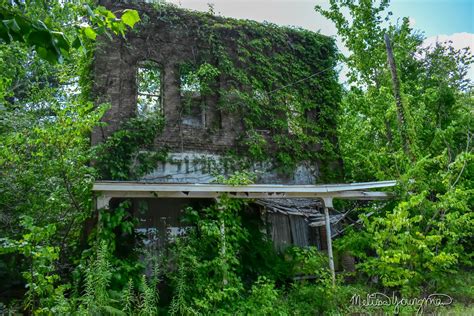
left=93, top=1, right=343, bottom=182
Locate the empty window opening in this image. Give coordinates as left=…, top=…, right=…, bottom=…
left=179, top=63, right=220, bottom=128
left=179, top=64, right=204, bottom=127
left=180, top=70, right=201, bottom=98
left=137, top=60, right=163, bottom=116
left=286, top=97, right=303, bottom=135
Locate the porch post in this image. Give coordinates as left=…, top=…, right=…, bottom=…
left=322, top=197, right=335, bottom=286
left=215, top=198, right=228, bottom=286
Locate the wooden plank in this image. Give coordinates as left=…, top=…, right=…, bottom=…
left=289, top=215, right=309, bottom=247
left=268, top=213, right=292, bottom=252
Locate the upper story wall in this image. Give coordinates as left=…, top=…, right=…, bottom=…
left=92, top=1, right=343, bottom=183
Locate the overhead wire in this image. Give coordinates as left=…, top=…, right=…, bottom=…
left=266, top=62, right=343, bottom=95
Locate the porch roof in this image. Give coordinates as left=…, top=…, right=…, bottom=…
left=92, top=180, right=397, bottom=209
left=92, top=179, right=397, bottom=284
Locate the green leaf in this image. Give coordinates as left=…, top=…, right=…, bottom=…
left=26, top=29, right=52, bottom=46
left=3, top=18, right=20, bottom=32
left=36, top=46, right=58, bottom=63
left=51, top=31, right=70, bottom=52
left=84, top=4, right=95, bottom=18
left=121, top=9, right=140, bottom=28
left=83, top=26, right=96, bottom=40
left=0, top=25, right=12, bottom=43
left=71, top=36, right=82, bottom=49
left=110, top=21, right=126, bottom=36
left=2, top=18, right=23, bottom=42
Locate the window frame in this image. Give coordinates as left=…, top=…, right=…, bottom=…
left=136, top=60, right=164, bottom=116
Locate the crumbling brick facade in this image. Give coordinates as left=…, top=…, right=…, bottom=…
left=93, top=1, right=244, bottom=151
left=92, top=1, right=342, bottom=184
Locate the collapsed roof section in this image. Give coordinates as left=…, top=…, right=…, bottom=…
left=255, top=198, right=345, bottom=227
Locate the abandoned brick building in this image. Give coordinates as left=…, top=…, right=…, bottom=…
left=92, top=1, right=345, bottom=252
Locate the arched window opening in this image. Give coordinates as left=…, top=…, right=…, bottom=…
left=137, top=61, right=163, bottom=116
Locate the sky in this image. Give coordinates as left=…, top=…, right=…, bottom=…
left=164, top=0, right=474, bottom=81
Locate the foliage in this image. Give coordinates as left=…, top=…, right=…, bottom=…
left=168, top=196, right=248, bottom=313
left=167, top=172, right=279, bottom=313
left=165, top=173, right=364, bottom=315
left=136, top=273, right=159, bottom=316
left=0, top=217, right=62, bottom=313
left=94, top=112, right=167, bottom=180
left=317, top=0, right=473, bottom=296
left=90, top=200, right=144, bottom=291
left=0, top=0, right=140, bottom=63
left=180, top=62, right=220, bottom=97
left=75, top=242, right=159, bottom=316
left=0, top=97, right=105, bottom=301
left=285, top=246, right=330, bottom=278
left=213, top=170, right=257, bottom=185
left=234, top=276, right=285, bottom=315
left=0, top=0, right=144, bottom=311
left=79, top=241, right=118, bottom=314
left=0, top=0, right=472, bottom=314
left=149, top=3, right=343, bottom=179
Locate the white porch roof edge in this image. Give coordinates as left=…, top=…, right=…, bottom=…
left=92, top=180, right=397, bottom=209
left=92, top=180, right=397, bottom=194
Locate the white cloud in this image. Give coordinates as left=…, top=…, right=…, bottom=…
left=423, top=32, right=474, bottom=51
left=423, top=32, right=474, bottom=81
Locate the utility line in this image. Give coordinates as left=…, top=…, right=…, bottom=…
left=266, top=62, right=342, bottom=95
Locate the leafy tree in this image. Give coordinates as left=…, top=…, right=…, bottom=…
left=0, top=0, right=472, bottom=313
left=317, top=0, right=473, bottom=295
left=0, top=0, right=139, bottom=310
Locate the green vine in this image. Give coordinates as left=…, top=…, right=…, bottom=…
left=145, top=3, right=343, bottom=181
left=94, top=113, right=167, bottom=180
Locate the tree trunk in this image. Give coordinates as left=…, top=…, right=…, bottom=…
left=384, top=33, right=412, bottom=158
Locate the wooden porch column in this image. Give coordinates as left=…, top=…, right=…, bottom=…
left=322, top=197, right=335, bottom=286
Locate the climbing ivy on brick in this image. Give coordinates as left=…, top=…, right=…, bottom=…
left=146, top=3, right=343, bottom=181
left=94, top=113, right=167, bottom=180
